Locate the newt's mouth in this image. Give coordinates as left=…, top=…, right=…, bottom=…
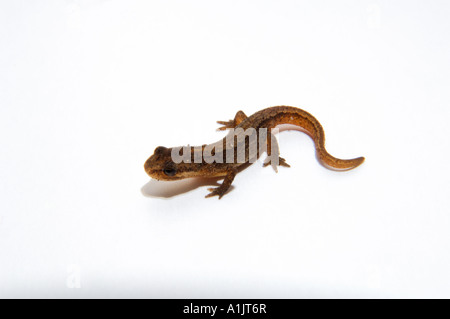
left=144, top=157, right=163, bottom=179
left=143, top=157, right=154, bottom=175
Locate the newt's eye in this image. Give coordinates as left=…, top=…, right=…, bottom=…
left=163, top=167, right=177, bottom=177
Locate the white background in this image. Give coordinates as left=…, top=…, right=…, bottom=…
left=1, top=0, right=450, bottom=298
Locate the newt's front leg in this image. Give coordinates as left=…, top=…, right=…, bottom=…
left=217, top=110, right=248, bottom=130
left=205, top=168, right=238, bottom=199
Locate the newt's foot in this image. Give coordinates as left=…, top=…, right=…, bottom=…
left=216, top=111, right=247, bottom=131
left=205, top=187, right=226, bottom=199
left=216, top=120, right=235, bottom=131
left=205, top=168, right=236, bottom=199
left=263, top=156, right=291, bottom=172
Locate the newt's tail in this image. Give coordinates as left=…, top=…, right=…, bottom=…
left=272, top=106, right=365, bottom=171
left=316, top=149, right=365, bottom=171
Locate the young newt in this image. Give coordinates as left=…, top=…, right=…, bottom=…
left=144, top=106, right=365, bottom=199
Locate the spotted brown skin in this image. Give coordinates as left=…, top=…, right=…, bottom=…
left=144, top=106, right=365, bottom=199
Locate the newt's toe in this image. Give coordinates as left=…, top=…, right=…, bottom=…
left=205, top=187, right=223, bottom=199
left=216, top=120, right=235, bottom=131
left=263, top=156, right=290, bottom=172
left=279, top=157, right=291, bottom=167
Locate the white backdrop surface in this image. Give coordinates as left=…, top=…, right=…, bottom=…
left=0, top=0, right=449, bottom=298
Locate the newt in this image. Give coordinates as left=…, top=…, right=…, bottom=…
left=144, top=106, right=365, bottom=199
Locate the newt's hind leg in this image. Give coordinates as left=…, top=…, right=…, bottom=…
left=217, top=110, right=248, bottom=131
left=263, top=133, right=290, bottom=172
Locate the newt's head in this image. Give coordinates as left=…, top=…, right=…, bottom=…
left=144, top=146, right=182, bottom=181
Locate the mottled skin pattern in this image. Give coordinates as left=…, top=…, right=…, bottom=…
left=144, top=106, right=365, bottom=199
